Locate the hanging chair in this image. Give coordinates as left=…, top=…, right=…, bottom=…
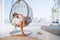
left=9, top=0, right=33, bottom=35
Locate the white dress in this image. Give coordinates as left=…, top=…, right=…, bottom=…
left=12, top=16, right=21, bottom=24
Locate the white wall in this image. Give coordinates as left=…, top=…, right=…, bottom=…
left=0, top=0, right=3, bottom=27
left=0, top=0, right=3, bottom=34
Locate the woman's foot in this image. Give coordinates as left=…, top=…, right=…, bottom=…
left=22, top=32, right=27, bottom=36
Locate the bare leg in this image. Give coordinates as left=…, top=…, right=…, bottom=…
left=19, top=21, right=26, bottom=36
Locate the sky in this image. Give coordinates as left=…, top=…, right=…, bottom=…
left=4, top=0, right=54, bottom=23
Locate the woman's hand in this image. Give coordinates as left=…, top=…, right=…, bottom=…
left=13, top=23, right=19, bottom=27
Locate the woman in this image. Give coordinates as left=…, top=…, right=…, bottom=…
left=12, top=12, right=26, bottom=36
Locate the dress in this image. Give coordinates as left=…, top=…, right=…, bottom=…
left=12, top=15, right=23, bottom=26
left=12, top=17, right=20, bottom=25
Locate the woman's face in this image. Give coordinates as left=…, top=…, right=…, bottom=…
left=15, top=15, right=19, bottom=18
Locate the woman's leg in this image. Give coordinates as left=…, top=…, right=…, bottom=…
left=19, top=21, right=26, bottom=36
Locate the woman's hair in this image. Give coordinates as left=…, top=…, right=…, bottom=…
left=13, top=12, right=18, bottom=17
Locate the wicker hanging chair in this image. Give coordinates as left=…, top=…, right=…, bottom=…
left=9, top=0, right=33, bottom=35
